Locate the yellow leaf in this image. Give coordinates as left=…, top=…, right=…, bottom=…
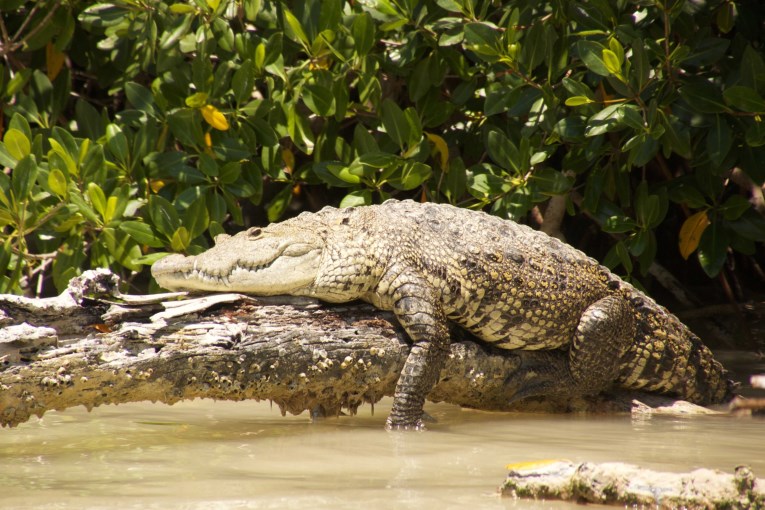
left=281, top=147, right=295, bottom=174
left=204, top=132, right=212, bottom=148
left=206, top=0, right=220, bottom=11
left=46, top=42, right=66, bottom=81
left=505, top=460, right=565, bottom=471
left=678, top=210, right=710, bottom=260
left=149, top=179, right=166, bottom=193
left=426, top=132, right=449, bottom=170
left=201, top=105, right=229, bottom=131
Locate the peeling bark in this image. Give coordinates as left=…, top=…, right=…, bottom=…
left=0, top=270, right=716, bottom=428
left=501, top=460, right=764, bottom=509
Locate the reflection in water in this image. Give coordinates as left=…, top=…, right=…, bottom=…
left=1, top=395, right=763, bottom=509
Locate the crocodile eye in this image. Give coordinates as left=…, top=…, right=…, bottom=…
left=247, top=227, right=262, bottom=238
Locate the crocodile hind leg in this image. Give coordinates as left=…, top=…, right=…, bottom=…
left=386, top=279, right=450, bottom=430
left=511, top=295, right=635, bottom=400
left=569, top=295, right=636, bottom=393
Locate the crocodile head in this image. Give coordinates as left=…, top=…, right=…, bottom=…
left=151, top=223, right=324, bottom=295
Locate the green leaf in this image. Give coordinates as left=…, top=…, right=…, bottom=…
left=634, top=181, right=664, bottom=228
left=629, top=135, right=658, bottom=168
left=352, top=12, right=375, bottom=57
left=8, top=113, right=32, bottom=141
left=219, top=161, right=241, bottom=184
left=171, top=226, right=191, bottom=252
left=716, top=1, right=736, bottom=33
left=75, top=99, right=105, bottom=139
left=283, top=7, right=309, bottom=49
left=232, top=60, right=255, bottom=104
left=120, top=221, right=165, bottom=248
left=353, top=124, right=379, bottom=155
left=184, top=197, right=210, bottom=239
left=660, top=113, right=691, bottom=158
left=11, top=156, right=38, bottom=201
left=3, top=129, right=30, bottom=161
left=529, top=168, right=573, bottom=195
left=148, top=195, right=180, bottom=238
left=565, top=96, right=594, bottom=107
left=745, top=120, right=765, bottom=147
left=125, top=82, right=156, bottom=113
left=339, top=189, right=373, bottom=208
left=358, top=151, right=399, bottom=168
left=105, top=124, right=129, bottom=164
left=48, top=168, right=67, bottom=197
left=87, top=183, right=107, bottom=219
left=683, top=37, right=729, bottom=67
left=303, top=83, right=336, bottom=117
left=436, top=0, right=467, bottom=12
left=614, top=240, right=633, bottom=273
left=678, top=81, right=728, bottom=114
left=403, top=107, right=423, bottom=149
left=185, top=92, right=208, bottom=108
left=576, top=40, right=610, bottom=77
left=584, top=104, right=623, bottom=137
left=729, top=210, right=765, bottom=241
left=389, top=161, right=432, bottom=190
left=486, top=129, right=521, bottom=173
left=381, top=99, right=410, bottom=150
left=720, top=195, right=751, bottom=221
left=69, top=191, right=100, bottom=224
left=628, top=228, right=650, bottom=257
left=697, top=221, right=729, bottom=277
left=521, top=22, right=550, bottom=72
left=723, top=85, right=765, bottom=113
left=266, top=185, right=293, bottom=222
left=603, top=216, right=638, bottom=233
left=707, top=115, right=732, bottom=169
left=285, top=102, right=315, bottom=154
left=169, top=3, right=197, bottom=14
left=160, top=13, right=194, bottom=50
left=463, top=22, right=501, bottom=58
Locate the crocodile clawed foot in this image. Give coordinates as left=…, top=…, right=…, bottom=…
left=385, top=416, right=427, bottom=431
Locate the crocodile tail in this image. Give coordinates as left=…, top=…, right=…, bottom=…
left=618, top=301, right=734, bottom=404
left=682, top=332, right=735, bottom=405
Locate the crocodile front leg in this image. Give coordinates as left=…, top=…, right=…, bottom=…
left=511, top=295, right=635, bottom=400
left=386, top=277, right=450, bottom=430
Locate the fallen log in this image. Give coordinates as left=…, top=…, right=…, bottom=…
left=0, top=270, right=720, bottom=427
left=501, top=460, right=765, bottom=509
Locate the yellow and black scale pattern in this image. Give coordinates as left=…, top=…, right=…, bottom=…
left=292, top=200, right=731, bottom=426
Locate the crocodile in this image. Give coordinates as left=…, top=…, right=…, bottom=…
left=151, top=199, right=733, bottom=428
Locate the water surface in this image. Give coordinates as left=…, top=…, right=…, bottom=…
left=1, top=393, right=763, bottom=509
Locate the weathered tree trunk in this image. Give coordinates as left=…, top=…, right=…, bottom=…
left=0, top=270, right=715, bottom=428
left=502, top=460, right=765, bottom=509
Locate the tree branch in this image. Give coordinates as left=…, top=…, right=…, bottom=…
left=0, top=270, right=713, bottom=428
left=502, top=461, right=765, bottom=508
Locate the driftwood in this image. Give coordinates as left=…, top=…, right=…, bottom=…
left=501, top=460, right=765, bottom=509
left=0, top=269, right=730, bottom=428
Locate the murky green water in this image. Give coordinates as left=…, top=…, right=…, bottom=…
left=1, top=390, right=763, bottom=510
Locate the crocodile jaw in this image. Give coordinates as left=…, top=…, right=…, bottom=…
left=151, top=234, right=323, bottom=295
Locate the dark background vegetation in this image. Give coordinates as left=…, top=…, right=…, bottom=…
left=1, top=0, right=763, bottom=345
